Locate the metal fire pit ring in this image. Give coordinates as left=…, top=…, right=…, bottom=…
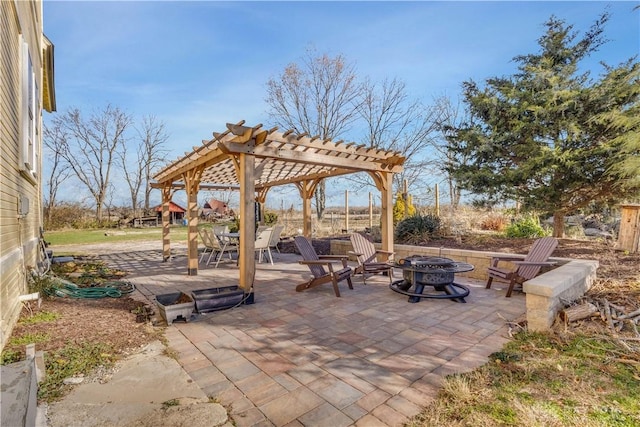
left=390, top=256, right=474, bottom=303
left=390, top=279, right=470, bottom=303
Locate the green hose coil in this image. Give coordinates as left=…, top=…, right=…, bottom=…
left=47, top=280, right=135, bottom=299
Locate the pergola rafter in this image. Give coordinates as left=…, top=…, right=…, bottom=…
left=152, top=121, right=405, bottom=294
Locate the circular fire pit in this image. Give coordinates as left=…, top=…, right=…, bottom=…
left=390, top=256, right=474, bottom=303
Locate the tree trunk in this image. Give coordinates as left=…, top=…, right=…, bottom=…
left=553, top=211, right=565, bottom=238
left=315, top=181, right=326, bottom=220
left=144, top=185, right=151, bottom=211
left=96, top=203, right=103, bottom=223
left=448, top=179, right=455, bottom=210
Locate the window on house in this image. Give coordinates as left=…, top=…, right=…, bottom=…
left=21, top=35, right=39, bottom=179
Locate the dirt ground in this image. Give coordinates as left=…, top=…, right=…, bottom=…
left=9, top=296, right=160, bottom=364
left=6, top=235, right=639, bottom=399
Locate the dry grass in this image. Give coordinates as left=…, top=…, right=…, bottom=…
left=407, top=329, right=640, bottom=427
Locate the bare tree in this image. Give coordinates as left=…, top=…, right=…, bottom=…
left=138, top=115, right=169, bottom=211
left=43, top=121, right=72, bottom=224
left=355, top=77, right=443, bottom=193
left=118, top=133, right=143, bottom=216
left=432, top=95, right=471, bottom=209
left=118, top=115, right=169, bottom=215
left=266, top=49, right=362, bottom=219
left=50, top=104, right=132, bottom=222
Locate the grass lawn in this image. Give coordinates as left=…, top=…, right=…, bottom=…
left=44, top=227, right=189, bottom=246
left=408, top=330, right=640, bottom=426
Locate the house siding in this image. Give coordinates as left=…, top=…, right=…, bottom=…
left=0, top=0, right=48, bottom=351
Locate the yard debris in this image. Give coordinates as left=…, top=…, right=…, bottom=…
left=562, top=295, right=640, bottom=338
left=559, top=302, right=598, bottom=323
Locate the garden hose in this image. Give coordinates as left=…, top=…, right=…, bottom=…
left=47, top=280, right=136, bottom=299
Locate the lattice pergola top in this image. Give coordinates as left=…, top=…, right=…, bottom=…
left=153, top=121, right=405, bottom=189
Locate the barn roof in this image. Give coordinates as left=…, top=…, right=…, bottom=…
left=154, top=201, right=186, bottom=213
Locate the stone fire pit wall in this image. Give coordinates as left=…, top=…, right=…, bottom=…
left=331, top=240, right=599, bottom=331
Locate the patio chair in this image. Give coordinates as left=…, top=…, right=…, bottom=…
left=255, top=227, right=273, bottom=265
left=294, top=236, right=354, bottom=297
left=486, top=236, right=558, bottom=297
left=201, top=229, right=225, bottom=266
left=349, top=232, right=394, bottom=285
left=212, top=225, right=238, bottom=268
left=213, top=224, right=229, bottom=236
left=198, top=228, right=216, bottom=263
left=268, top=224, right=285, bottom=253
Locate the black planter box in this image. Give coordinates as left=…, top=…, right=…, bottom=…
left=191, top=286, right=245, bottom=313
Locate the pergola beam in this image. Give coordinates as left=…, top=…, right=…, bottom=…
left=151, top=182, right=240, bottom=191
left=219, top=142, right=402, bottom=173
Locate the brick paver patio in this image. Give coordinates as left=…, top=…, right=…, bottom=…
left=95, top=244, right=525, bottom=427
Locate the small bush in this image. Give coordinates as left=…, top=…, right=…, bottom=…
left=28, top=272, right=59, bottom=295
left=564, top=224, right=586, bottom=239
left=263, top=211, right=278, bottom=226
left=504, top=216, right=548, bottom=238
left=480, top=214, right=508, bottom=232
left=393, top=193, right=416, bottom=224
left=395, top=214, right=441, bottom=244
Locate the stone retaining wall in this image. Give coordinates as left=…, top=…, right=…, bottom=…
left=331, top=239, right=598, bottom=331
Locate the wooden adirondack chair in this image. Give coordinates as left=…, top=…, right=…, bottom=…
left=486, top=236, right=558, bottom=297
left=348, top=232, right=394, bottom=285
left=294, top=236, right=354, bottom=297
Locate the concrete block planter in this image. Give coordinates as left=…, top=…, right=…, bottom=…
left=155, top=292, right=195, bottom=325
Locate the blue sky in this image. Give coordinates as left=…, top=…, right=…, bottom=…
left=43, top=1, right=640, bottom=208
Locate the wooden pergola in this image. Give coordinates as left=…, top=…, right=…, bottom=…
left=152, top=121, right=405, bottom=294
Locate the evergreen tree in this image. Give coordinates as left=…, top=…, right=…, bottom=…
left=447, top=12, right=640, bottom=236
left=393, top=192, right=416, bottom=223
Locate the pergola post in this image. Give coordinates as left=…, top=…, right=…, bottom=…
left=238, top=153, right=256, bottom=291
left=161, top=184, right=173, bottom=262
left=344, top=190, right=349, bottom=233
left=370, top=171, right=394, bottom=254
left=255, top=187, right=269, bottom=226
left=183, top=167, right=203, bottom=276
left=369, top=192, right=373, bottom=230
left=295, top=179, right=321, bottom=238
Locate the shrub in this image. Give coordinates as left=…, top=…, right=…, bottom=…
left=395, top=214, right=441, bottom=244
left=480, top=214, right=508, bottom=232
left=28, top=271, right=59, bottom=295
left=504, top=216, right=548, bottom=238
left=263, top=211, right=278, bottom=226
left=393, top=193, right=416, bottom=224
